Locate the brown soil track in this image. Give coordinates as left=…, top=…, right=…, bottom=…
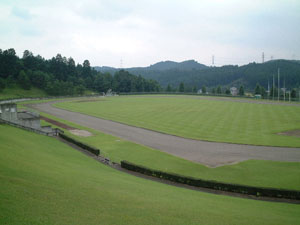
left=40, top=115, right=75, bottom=130
left=28, top=98, right=300, bottom=167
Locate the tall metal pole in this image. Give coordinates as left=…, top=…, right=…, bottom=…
left=278, top=68, right=280, bottom=101
left=283, top=77, right=286, bottom=101
left=273, top=75, right=275, bottom=100
left=268, top=79, right=270, bottom=99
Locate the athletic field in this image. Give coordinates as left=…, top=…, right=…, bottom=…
left=55, top=95, right=300, bottom=147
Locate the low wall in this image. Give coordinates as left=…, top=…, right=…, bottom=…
left=121, top=160, right=300, bottom=200
left=59, top=133, right=100, bottom=156
left=0, top=119, right=60, bottom=136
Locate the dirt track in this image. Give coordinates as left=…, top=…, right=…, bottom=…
left=30, top=100, right=300, bottom=167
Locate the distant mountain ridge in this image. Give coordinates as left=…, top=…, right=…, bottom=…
left=95, top=59, right=300, bottom=90
left=94, top=60, right=207, bottom=73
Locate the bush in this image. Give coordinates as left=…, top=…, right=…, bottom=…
left=121, top=161, right=300, bottom=200
left=59, top=133, right=100, bottom=156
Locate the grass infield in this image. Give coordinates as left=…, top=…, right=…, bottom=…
left=1, top=124, right=300, bottom=225
left=38, top=112, right=300, bottom=190
left=55, top=95, right=300, bottom=147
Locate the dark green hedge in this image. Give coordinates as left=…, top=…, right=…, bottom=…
left=59, top=133, right=100, bottom=156
left=121, top=160, right=300, bottom=200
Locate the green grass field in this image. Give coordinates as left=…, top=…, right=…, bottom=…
left=37, top=112, right=300, bottom=190
left=55, top=95, right=300, bottom=147
left=1, top=124, right=300, bottom=225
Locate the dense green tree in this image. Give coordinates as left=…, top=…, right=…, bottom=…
left=261, top=86, right=266, bottom=97
left=217, top=86, right=222, bottom=94
left=291, top=89, right=297, bottom=98
left=212, top=88, right=216, bottom=94
left=239, top=85, right=245, bottom=96
left=0, top=78, right=5, bottom=92
left=192, top=85, right=197, bottom=93
left=255, top=83, right=261, bottom=94
left=30, top=71, right=49, bottom=88
left=75, top=85, right=85, bottom=95
left=18, top=70, right=31, bottom=90
left=201, top=85, right=206, bottom=94
left=166, top=84, right=172, bottom=92
left=0, top=48, right=19, bottom=79
left=135, top=75, right=144, bottom=92
left=270, top=85, right=277, bottom=99
left=179, top=82, right=185, bottom=92
left=225, top=88, right=230, bottom=95
left=0, top=48, right=160, bottom=96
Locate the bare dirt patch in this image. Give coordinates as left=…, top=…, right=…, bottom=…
left=40, top=116, right=75, bottom=130
left=74, top=98, right=105, bottom=103
left=278, top=130, right=300, bottom=138
left=69, top=129, right=93, bottom=137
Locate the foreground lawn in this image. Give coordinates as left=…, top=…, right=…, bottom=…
left=55, top=95, right=300, bottom=147
left=0, top=124, right=300, bottom=225
left=38, top=112, right=300, bottom=190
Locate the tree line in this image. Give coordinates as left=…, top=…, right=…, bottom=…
left=128, top=60, right=300, bottom=92
left=0, top=48, right=160, bottom=95
left=164, top=82, right=298, bottom=99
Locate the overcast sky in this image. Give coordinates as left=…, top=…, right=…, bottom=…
left=1, top=0, right=300, bottom=67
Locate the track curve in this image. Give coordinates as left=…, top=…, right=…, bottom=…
left=30, top=101, right=300, bottom=167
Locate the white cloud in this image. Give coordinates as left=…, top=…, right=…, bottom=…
left=0, top=0, right=299, bottom=67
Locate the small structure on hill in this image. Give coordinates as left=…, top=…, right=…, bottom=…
left=0, top=103, right=61, bottom=136
left=230, top=87, right=238, bottom=96
left=105, top=89, right=117, bottom=97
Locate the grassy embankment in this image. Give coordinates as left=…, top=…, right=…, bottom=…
left=1, top=124, right=300, bottom=225
left=35, top=110, right=300, bottom=191
left=55, top=95, right=300, bottom=147
left=0, top=86, right=96, bottom=100
left=0, top=86, right=47, bottom=100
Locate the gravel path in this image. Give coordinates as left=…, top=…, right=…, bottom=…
left=30, top=101, right=300, bottom=167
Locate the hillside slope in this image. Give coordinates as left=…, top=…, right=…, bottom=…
left=1, top=124, right=300, bottom=224
left=95, top=60, right=300, bottom=90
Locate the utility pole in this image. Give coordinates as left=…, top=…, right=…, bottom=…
left=278, top=68, right=280, bottom=101
left=212, top=55, right=215, bottom=67
left=283, top=77, right=286, bottom=101
left=268, top=79, right=270, bottom=99
left=273, top=75, right=275, bottom=100
left=262, top=52, right=265, bottom=63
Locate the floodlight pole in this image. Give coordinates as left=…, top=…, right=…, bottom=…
left=284, top=78, right=286, bottom=101
left=273, top=75, right=275, bottom=100
left=278, top=68, right=280, bottom=101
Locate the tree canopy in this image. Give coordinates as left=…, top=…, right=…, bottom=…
left=0, top=48, right=160, bottom=96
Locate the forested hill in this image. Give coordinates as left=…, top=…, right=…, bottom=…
left=95, top=60, right=207, bottom=73
left=0, top=48, right=160, bottom=96
left=95, top=60, right=300, bottom=90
